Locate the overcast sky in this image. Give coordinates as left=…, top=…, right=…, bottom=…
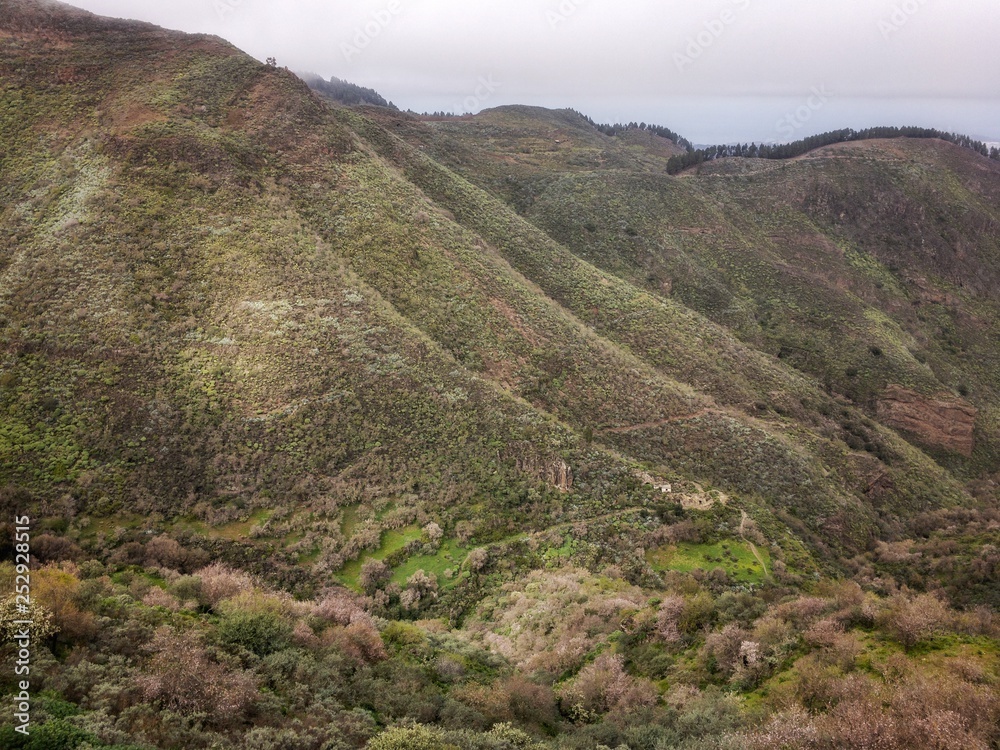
left=69, top=0, right=1000, bottom=143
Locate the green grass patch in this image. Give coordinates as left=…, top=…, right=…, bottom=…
left=646, top=540, right=771, bottom=584
left=856, top=630, right=1000, bottom=666
left=213, top=508, right=273, bottom=540
left=341, top=505, right=362, bottom=538
left=338, top=526, right=423, bottom=588
left=390, top=539, right=471, bottom=588
left=171, top=509, right=273, bottom=541
left=542, top=534, right=576, bottom=562
left=296, top=547, right=322, bottom=565
left=77, top=513, right=145, bottom=543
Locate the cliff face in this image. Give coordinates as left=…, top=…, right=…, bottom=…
left=877, top=385, right=978, bottom=456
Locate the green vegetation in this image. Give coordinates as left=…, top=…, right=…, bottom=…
left=647, top=541, right=771, bottom=585
left=390, top=539, right=471, bottom=588
left=1, top=1, right=999, bottom=748
left=666, top=125, right=1000, bottom=174
left=338, top=527, right=424, bottom=588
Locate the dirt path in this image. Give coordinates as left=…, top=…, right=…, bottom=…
left=528, top=506, right=649, bottom=538
left=740, top=510, right=770, bottom=579
left=598, top=408, right=717, bottom=435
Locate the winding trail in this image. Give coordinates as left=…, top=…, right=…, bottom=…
left=740, top=510, right=770, bottom=579
left=598, top=408, right=717, bottom=435
left=526, top=506, right=649, bottom=539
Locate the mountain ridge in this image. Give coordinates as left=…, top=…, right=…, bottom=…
left=2, top=0, right=994, bottom=587
left=2, top=3, right=999, bottom=748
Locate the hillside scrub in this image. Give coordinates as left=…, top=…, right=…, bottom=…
left=1, top=2, right=1000, bottom=748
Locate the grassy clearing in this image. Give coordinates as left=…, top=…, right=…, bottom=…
left=338, top=532, right=470, bottom=589
left=340, top=505, right=361, bottom=538
left=390, top=539, right=471, bottom=588
left=76, top=513, right=145, bottom=542
left=212, top=509, right=273, bottom=540
left=168, top=509, right=273, bottom=541
left=337, top=526, right=423, bottom=587
left=646, top=540, right=771, bottom=584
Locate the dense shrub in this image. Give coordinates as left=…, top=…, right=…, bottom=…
left=367, top=724, right=456, bottom=750
left=217, top=609, right=293, bottom=656
left=136, top=628, right=259, bottom=723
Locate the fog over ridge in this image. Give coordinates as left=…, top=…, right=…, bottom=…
left=65, top=0, right=1000, bottom=142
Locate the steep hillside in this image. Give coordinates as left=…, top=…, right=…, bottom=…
left=1, top=0, right=693, bottom=584
left=394, top=111, right=1000, bottom=480
left=525, top=142, right=1000, bottom=471
left=1, top=3, right=999, bottom=749
left=363, top=105, right=688, bottom=212
left=3, top=0, right=975, bottom=573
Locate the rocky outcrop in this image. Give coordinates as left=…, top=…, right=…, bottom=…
left=505, top=443, right=573, bottom=491
left=876, top=385, right=977, bottom=456
left=544, top=460, right=574, bottom=492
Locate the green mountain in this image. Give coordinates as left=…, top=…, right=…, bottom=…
left=1, top=2, right=998, bottom=748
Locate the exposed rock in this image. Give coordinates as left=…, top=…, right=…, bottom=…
left=505, top=443, right=573, bottom=491
left=876, top=385, right=977, bottom=456
left=545, top=460, right=573, bottom=492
